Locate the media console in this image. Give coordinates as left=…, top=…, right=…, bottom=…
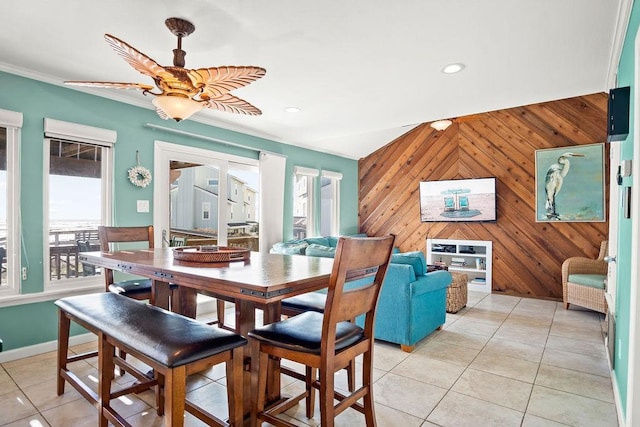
left=426, top=238, right=492, bottom=293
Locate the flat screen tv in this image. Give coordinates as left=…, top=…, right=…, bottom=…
left=419, top=177, right=497, bottom=222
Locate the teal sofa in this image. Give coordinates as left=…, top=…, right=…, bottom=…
left=270, top=237, right=452, bottom=352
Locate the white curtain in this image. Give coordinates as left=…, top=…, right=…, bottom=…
left=259, top=152, right=287, bottom=252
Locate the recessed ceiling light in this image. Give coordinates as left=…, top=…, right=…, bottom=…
left=285, top=107, right=301, bottom=113
left=442, top=63, right=465, bottom=74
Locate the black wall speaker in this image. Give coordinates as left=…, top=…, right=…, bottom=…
left=608, top=86, right=630, bottom=142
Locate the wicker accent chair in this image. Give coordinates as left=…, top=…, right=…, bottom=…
left=562, top=240, right=608, bottom=314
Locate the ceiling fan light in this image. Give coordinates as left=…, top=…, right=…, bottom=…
left=430, top=119, right=453, bottom=131
left=152, top=95, right=205, bottom=121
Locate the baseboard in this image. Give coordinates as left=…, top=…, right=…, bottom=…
left=605, top=316, right=624, bottom=426
left=611, top=372, right=625, bottom=427
left=0, top=332, right=95, bottom=363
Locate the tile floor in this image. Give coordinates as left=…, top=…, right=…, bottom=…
left=0, top=292, right=619, bottom=426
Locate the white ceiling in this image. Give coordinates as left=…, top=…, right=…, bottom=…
left=0, top=1, right=627, bottom=159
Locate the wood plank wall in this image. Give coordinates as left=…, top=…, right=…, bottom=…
left=358, top=93, right=610, bottom=300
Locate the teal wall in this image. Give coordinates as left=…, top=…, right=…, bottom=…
left=613, top=3, right=640, bottom=419
left=0, top=70, right=359, bottom=352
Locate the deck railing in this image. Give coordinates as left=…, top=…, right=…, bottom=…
left=3, top=228, right=261, bottom=283
left=49, top=229, right=100, bottom=280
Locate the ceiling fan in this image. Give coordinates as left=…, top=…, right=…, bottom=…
left=65, top=17, right=266, bottom=122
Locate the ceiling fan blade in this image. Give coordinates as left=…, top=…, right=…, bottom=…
left=104, top=34, right=175, bottom=82
left=204, top=93, right=263, bottom=116
left=64, top=81, right=155, bottom=91
left=190, top=66, right=266, bottom=98
left=453, top=114, right=484, bottom=123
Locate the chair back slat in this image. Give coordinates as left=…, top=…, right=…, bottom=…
left=322, top=235, right=395, bottom=348
left=97, top=226, right=154, bottom=291
left=333, top=285, right=378, bottom=322
left=98, top=226, right=154, bottom=250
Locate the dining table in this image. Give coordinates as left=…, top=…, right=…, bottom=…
left=78, top=247, right=336, bottom=409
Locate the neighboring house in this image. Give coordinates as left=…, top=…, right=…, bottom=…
left=170, top=166, right=258, bottom=234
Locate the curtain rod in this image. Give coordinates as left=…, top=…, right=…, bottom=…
left=144, top=123, right=284, bottom=157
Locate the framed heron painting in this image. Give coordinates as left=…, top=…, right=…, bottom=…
left=535, top=143, right=605, bottom=222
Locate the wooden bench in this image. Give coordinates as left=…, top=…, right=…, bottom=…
left=55, top=292, right=247, bottom=427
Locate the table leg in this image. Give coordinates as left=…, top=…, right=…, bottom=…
left=152, top=280, right=171, bottom=310
left=243, top=300, right=284, bottom=414
left=175, top=286, right=198, bottom=318
left=261, top=303, right=282, bottom=401
left=236, top=299, right=256, bottom=419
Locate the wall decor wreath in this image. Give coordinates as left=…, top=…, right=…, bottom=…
left=128, top=151, right=152, bottom=188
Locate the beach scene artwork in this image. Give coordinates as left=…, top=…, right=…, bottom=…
left=420, top=178, right=496, bottom=222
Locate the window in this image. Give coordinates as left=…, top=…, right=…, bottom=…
left=293, top=166, right=319, bottom=239
left=202, top=202, right=210, bottom=220
left=0, top=108, right=22, bottom=296
left=44, top=119, right=114, bottom=290
left=320, top=170, right=342, bottom=236
left=164, top=151, right=260, bottom=250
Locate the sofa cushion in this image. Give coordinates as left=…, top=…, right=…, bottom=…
left=329, top=234, right=369, bottom=247
left=327, top=236, right=339, bottom=247
left=568, top=274, right=606, bottom=289
left=306, top=244, right=336, bottom=258
left=390, top=251, right=427, bottom=276
left=304, top=237, right=330, bottom=247
left=270, top=240, right=309, bottom=255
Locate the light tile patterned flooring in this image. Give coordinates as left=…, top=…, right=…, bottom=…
left=0, top=292, right=618, bottom=426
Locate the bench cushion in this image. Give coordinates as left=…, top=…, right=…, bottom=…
left=568, top=274, right=606, bottom=289
left=55, top=293, right=247, bottom=367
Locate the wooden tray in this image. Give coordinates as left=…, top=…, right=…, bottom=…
left=172, top=246, right=250, bottom=263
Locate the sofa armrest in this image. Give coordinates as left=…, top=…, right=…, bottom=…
left=386, top=263, right=416, bottom=284
left=411, top=270, right=452, bottom=298
left=367, top=264, right=415, bottom=309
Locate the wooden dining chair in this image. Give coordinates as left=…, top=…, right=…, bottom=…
left=249, top=235, right=395, bottom=427
left=98, top=225, right=156, bottom=302
left=280, top=292, right=356, bottom=392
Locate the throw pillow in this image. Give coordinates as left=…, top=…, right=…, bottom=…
left=306, top=244, right=336, bottom=258
left=270, top=240, right=309, bottom=255
left=390, top=251, right=427, bottom=276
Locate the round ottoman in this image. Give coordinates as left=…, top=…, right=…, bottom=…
left=447, top=272, right=468, bottom=313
